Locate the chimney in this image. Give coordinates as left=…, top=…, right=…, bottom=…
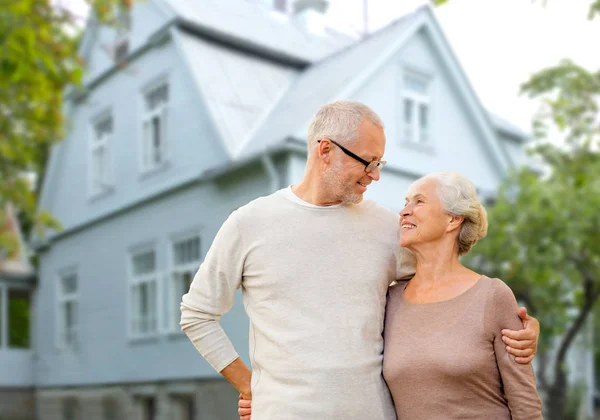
left=292, top=0, right=330, bottom=36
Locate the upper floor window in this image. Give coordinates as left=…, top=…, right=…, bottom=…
left=90, top=115, right=113, bottom=196
left=130, top=248, right=159, bottom=338
left=401, top=71, right=431, bottom=145
left=57, top=272, right=78, bottom=350
left=169, top=235, right=201, bottom=331
left=141, top=81, right=169, bottom=173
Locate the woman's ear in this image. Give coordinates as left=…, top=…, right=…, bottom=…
left=446, top=215, right=464, bottom=233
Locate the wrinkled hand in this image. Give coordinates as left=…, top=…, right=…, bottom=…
left=502, top=307, right=540, bottom=364
left=238, top=395, right=252, bottom=420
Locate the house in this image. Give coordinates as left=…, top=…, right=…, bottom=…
left=13, top=0, right=569, bottom=418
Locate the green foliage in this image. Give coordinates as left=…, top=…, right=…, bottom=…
left=0, top=0, right=129, bottom=254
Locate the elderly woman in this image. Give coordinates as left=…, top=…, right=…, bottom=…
left=383, top=171, right=542, bottom=419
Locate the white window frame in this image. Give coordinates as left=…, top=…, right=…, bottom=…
left=89, top=112, right=113, bottom=197
left=56, top=270, right=78, bottom=351
left=128, top=246, right=160, bottom=339
left=140, top=78, right=169, bottom=174
left=168, top=233, right=202, bottom=333
left=400, top=68, right=433, bottom=146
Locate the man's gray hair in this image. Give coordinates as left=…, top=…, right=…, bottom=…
left=419, top=171, right=488, bottom=256
left=307, top=101, right=384, bottom=152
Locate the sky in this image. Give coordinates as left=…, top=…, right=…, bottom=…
left=62, top=0, right=600, bottom=134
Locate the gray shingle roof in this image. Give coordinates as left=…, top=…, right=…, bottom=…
left=166, top=0, right=354, bottom=63
left=177, top=31, right=300, bottom=155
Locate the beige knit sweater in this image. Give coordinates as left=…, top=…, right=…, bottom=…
left=181, top=187, right=416, bottom=419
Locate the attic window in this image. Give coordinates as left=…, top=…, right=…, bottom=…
left=114, top=39, right=129, bottom=63
left=113, top=5, right=131, bottom=63
left=401, top=71, right=431, bottom=145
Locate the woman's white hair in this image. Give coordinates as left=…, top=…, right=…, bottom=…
left=419, top=171, right=488, bottom=256
left=306, top=101, right=384, bottom=154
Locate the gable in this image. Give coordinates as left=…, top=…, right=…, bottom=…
left=239, top=5, right=514, bottom=185
left=352, top=29, right=501, bottom=192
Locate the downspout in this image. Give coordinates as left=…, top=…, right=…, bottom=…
left=262, top=154, right=280, bottom=193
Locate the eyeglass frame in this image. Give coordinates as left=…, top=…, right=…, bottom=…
left=317, top=138, right=387, bottom=174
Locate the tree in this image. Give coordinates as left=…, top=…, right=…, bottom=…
left=464, top=60, right=600, bottom=419
left=0, top=0, right=129, bottom=257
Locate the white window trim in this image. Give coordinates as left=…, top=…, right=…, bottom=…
left=167, top=232, right=202, bottom=334
left=56, top=270, right=78, bottom=351
left=88, top=111, right=114, bottom=199
left=139, top=77, right=170, bottom=175
left=400, top=67, right=434, bottom=147
left=128, top=245, right=161, bottom=340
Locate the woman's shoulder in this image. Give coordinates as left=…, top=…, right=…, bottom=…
left=482, top=276, right=518, bottom=302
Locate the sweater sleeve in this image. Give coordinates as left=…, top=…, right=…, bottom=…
left=488, top=279, right=543, bottom=420
left=180, top=211, right=245, bottom=372
left=395, top=247, right=416, bottom=281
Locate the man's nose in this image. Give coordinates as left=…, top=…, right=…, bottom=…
left=367, top=166, right=381, bottom=181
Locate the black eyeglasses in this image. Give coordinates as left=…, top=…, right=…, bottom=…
left=318, top=138, right=387, bottom=174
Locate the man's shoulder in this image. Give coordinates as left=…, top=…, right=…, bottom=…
left=231, top=191, right=288, bottom=220
left=359, top=199, right=399, bottom=222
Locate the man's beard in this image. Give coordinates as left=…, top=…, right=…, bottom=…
left=323, top=161, right=363, bottom=205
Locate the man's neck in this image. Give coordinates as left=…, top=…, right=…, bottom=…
left=292, top=177, right=341, bottom=206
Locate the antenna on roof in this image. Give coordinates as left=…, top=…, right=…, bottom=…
left=362, top=0, right=369, bottom=38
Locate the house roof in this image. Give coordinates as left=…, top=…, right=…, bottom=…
left=164, top=0, right=355, bottom=63
left=0, top=204, right=34, bottom=280
left=176, top=30, right=300, bottom=156
left=489, top=113, right=531, bottom=142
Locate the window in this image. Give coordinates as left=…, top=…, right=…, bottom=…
left=103, top=397, right=120, bottom=420
left=63, top=398, right=80, bottom=420
left=130, top=249, right=159, bottom=337
left=170, top=236, right=201, bottom=331
left=401, top=71, right=431, bottom=145
left=8, top=289, right=31, bottom=349
left=58, top=272, right=78, bottom=349
left=136, top=397, right=156, bottom=420
left=90, top=115, right=113, bottom=195
left=172, top=396, right=195, bottom=420
left=0, top=288, right=3, bottom=347
left=113, top=5, right=131, bottom=63
left=141, top=82, right=169, bottom=172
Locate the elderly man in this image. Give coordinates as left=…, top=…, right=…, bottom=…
left=180, top=101, right=539, bottom=420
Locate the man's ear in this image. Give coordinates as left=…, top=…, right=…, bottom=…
left=318, top=140, right=332, bottom=163
left=446, top=214, right=464, bottom=233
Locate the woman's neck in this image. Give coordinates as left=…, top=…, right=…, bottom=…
left=408, top=242, right=470, bottom=288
